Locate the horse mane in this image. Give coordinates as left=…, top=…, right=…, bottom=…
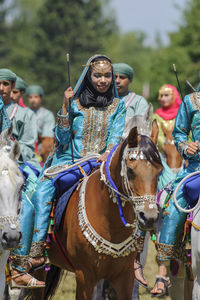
left=119, top=135, right=162, bottom=167
left=140, top=135, right=162, bottom=167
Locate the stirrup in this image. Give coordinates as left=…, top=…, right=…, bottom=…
left=11, top=272, right=46, bottom=289
left=151, top=275, right=171, bottom=298
left=27, top=260, right=46, bottom=273
left=134, top=261, right=148, bottom=288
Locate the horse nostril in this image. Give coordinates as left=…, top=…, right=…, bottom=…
left=139, top=211, right=146, bottom=222
left=2, top=232, right=8, bottom=243
left=19, top=231, right=22, bottom=242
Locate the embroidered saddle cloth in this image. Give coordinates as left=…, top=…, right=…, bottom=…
left=182, top=173, right=200, bottom=207
left=53, top=159, right=100, bottom=229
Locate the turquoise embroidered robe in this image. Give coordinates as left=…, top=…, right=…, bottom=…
left=157, top=92, right=200, bottom=262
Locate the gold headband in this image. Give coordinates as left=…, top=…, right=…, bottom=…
left=83, top=60, right=112, bottom=75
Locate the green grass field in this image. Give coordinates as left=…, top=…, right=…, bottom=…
left=53, top=241, right=171, bottom=300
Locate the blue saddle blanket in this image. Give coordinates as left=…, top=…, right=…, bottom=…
left=52, top=159, right=100, bottom=199
left=53, top=159, right=100, bottom=229
left=182, top=173, right=200, bottom=207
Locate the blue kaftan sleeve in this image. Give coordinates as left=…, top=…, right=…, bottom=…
left=106, top=100, right=126, bottom=148
left=172, top=95, right=193, bottom=159
left=54, top=109, right=71, bottom=145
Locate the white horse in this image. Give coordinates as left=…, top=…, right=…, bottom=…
left=0, top=128, right=24, bottom=300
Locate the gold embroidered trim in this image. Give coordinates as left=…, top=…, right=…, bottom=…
left=190, top=92, right=200, bottom=111
left=178, top=141, right=188, bottom=154
left=75, top=98, right=119, bottom=156
left=135, top=235, right=145, bottom=253
left=12, top=254, right=29, bottom=270
left=57, top=114, right=69, bottom=128
left=156, top=242, right=187, bottom=263
left=29, top=241, right=46, bottom=257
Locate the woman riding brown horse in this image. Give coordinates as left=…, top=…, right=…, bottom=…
left=30, top=121, right=163, bottom=300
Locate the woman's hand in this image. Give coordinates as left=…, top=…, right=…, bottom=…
left=186, top=141, right=199, bottom=155
left=97, top=151, right=110, bottom=163
left=62, top=87, right=74, bottom=114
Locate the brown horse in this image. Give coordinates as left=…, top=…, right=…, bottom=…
left=31, top=121, right=163, bottom=300
left=37, top=135, right=54, bottom=164
left=161, top=122, right=183, bottom=173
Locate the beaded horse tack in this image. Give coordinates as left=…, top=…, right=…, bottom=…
left=78, top=144, right=157, bottom=258
left=0, top=168, right=20, bottom=257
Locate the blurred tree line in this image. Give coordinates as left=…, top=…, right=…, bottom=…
left=0, top=0, right=199, bottom=113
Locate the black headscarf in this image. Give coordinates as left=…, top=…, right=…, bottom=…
left=79, top=56, right=114, bottom=108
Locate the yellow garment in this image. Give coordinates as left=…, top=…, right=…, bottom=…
left=152, top=113, right=175, bottom=152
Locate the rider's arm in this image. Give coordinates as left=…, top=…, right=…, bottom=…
left=54, top=109, right=71, bottom=145
left=172, top=95, right=194, bottom=159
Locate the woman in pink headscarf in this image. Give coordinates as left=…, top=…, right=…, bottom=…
left=152, top=84, right=182, bottom=152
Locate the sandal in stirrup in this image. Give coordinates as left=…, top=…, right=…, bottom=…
left=134, top=262, right=148, bottom=288
left=151, top=275, right=171, bottom=298
left=10, top=272, right=46, bottom=289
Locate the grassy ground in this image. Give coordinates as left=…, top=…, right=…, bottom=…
left=53, top=240, right=171, bottom=300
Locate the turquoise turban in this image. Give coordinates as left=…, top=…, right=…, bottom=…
left=26, top=85, right=44, bottom=97
left=15, top=76, right=27, bottom=91
left=113, top=63, right=134, bottom=82
left=0, top=68, right=16, bottom=82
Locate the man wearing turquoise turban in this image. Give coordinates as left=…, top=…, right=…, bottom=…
left=11, top=76, right=27, bottom=107
left=26, top=85, right=55, bottom=140
left=113, top=63, right=148, bottom=139
left=0, top=68, right=45, bottom=288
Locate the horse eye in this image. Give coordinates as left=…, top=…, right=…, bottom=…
left=127, top=168, right=135, bottom=179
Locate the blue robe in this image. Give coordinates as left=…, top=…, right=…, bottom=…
left=157, top=92, right=200, bottom=263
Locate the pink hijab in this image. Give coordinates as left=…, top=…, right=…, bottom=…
left=154, top=84, right=182, bottom=120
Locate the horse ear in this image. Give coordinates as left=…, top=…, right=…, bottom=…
left=127, top=127, right=139, bottom=148
left=150, top=119, right=159, bottom=145
left=0, top=124, right=13, bottom=142
left=145, top=103, right=153, bottom=123
left=10, top=141, right=20, bottom=161
left=161, top=122, right=167, bottom=137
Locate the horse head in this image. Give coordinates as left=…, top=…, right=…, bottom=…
left=0, top=128, right=23, bottom=251
left=161, top=122, right=182, bottom=173
left=118, top=119, right=163, bottom=231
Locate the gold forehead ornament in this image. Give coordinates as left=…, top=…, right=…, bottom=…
left=82, top=60, right=112, bottom=75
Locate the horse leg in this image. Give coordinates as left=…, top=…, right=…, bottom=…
left=75, top=270, right=95, bottom=300
left=184, top=276, right=193, bottom=300
left=0, top=251, right=9, bottom=300
left=30, top=269, right=47, bottom=300
left=111, top=272, right=134, bottom=300
left=191, top=225, right=200, bottom=300
left=169, top=276, right=184, bottom=300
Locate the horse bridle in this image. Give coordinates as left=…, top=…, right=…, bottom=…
left=78, top=144, right=157, bottom=257
left=0, top=168, right=20, bottom=231
left=100, top=144, right=157, bottom=227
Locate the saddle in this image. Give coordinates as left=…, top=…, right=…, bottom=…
left=51, top=158, right=100, bottom=229
left=182, top=173, right=200, bottom=207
